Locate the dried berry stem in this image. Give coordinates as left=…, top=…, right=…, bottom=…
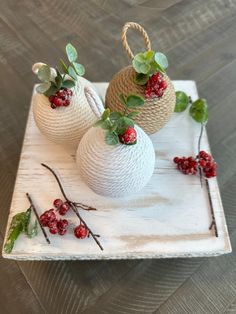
left=205, top=179, right=218, bottom=237
left=26, top=193, right=51, bottom=244
left=197, top=123, right=204, bottom=187
left=41, top=163, right=103, bottom=250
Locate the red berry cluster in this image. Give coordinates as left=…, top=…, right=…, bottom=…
left=196, top=151, right=217, bottom=178
left=39, top=198, right=89, bottom=238
left=49, top=88, right=73, bottom=109
left=39, top=207, right=68, bottom=235
left=119, top=126, right=137, bottom=145
left=145, top=72, right=168, bottom=99
left=173, top=151, right=217, bottom=178
left=173, top=156, right=197, bottom=175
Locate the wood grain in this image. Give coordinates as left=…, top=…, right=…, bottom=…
left=0, top=0, right=236, bottom=313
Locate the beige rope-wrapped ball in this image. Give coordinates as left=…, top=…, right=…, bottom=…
left=105, top=22, right=176, bottom=134
left=32, top=76, right=98, bottom=148
left=76, top=125, right=155, bottom=198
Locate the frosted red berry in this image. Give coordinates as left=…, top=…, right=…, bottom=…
left=74, top=224, right=88, bottom=239
left=48, top=88, right=73, bottom=109
left=49, top=227, right=58, bottom=234
left=119, top=126, right=137, bottom=145
left=57, top=219, right=68, bottom=230
left=59, top=202, right=70, bottom=216
left=53, top=199, right=63, bottom=208
left=145, top=72, right=167, bottom=99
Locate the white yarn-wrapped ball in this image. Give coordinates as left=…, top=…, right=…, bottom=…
left=76, top=125, right=155, bottom=198
left=32, top=77, right=98, bottom=147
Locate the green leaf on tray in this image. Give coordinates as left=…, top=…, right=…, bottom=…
left=36, top=82, right=51, bottom=94
left=72, top=62, right=85, bottom=76
left=126, top=95, right=145, bottom=108
left=66, top=43, right=78, bottom=62
left=105, top=131, right=119, bottom=145
left=55, top=75, right=62, bottom=89
left=4, top=207, right=37, bottom=254
left=59, top=58, right=68, bottom=74
left=37, top=64, right=51, bottom=82
left=189, top=98, right=208, bottom=123
left=175, top=91, right=189, bottom=112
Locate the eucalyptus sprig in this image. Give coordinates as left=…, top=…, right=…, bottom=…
left=174, top=91, right=209, bottom=186
left=132, top=50, right=168, bottom=85
left=94, top=94, right=144, bottom=145
left=36, top=43, right=85, bottom=97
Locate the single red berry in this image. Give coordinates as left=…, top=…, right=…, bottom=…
left=74, top=224, right=88, bottom=239
left=159, top=80, right=167, bottom=90
left=49, top=227, right=58, bottom=234
left=64, top=99, right=70, bottom=106
left=53, top=98, right=63, bottom=107
left=58, top=229, right=67, bottom=236
left=57, top=219, right=68, bottom=230
left=48, top=219, right=58, bottom=229
left=49, top=95, right=55, bottom=103
left=51, top=103, right=57, bottom=109
left=59, top=202, right=70, bottom=216
left=53, top=199, right=63, bottom=208
left=119, top=127, right=137, bottom=145
left=173, top=157, right=179, bottom=163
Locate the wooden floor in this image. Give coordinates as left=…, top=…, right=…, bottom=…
left=1, top=0, right=236, bottom=313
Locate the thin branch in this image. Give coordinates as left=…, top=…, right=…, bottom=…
left=41, top=163, right=103, bottom=250
left=205, top=179, right=218, bottom=237
left=26, top=193, right=51, bottom=244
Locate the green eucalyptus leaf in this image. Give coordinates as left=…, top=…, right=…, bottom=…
left=105, top=131, right=119, bottom=145
left=60, top=59, right=68, bottom=74
left=127, top=111, right=140, bottom=119
left=55, top=75, right=62, bottom=89
left=44, top=84, right=58, bottom=97
left=175, top=91, right=189, bottom=112
left=134, top=52, right=146, bottom=62
left=132, top=59, right=143, bottom=73
left=143, top=50, right=155, bottom=60
left=119, top=94, right=127, bottom=106
left=68, top=66, right=77, bottom=80
left=154, top=52, right=168, bottom=70
left=101, top=108, right=110, bottom=120
left=100, top=120, right=111, bottom=130
left=189, top=98, right=208, bottom=123
left=66, top=43, right=78, bottom=62
left=110, top=112, right=123, bottom=120
left=37, top=65, right=51, bottom=82
left=126, top=95, right=145, bottom=108
left=72, top=62, right=85, bottom=76
left=134, top=73, right=149, bottom=85
left=62, top=80, right=75, bottom=89
left=109, top=123, right=117, bottom=133
left=36, top=82, right=51, bottom=94
left=116, top=116, right=134, bottom=134
left=139, top=63, right=151, bottom=74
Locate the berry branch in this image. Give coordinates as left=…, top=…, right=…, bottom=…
left=26, top=193, right=51, bottom=244
left=41, top=163, right=103, bottom=251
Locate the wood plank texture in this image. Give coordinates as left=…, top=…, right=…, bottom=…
left=0, top=0, right=236, bottom=313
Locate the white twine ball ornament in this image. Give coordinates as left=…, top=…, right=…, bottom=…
left=76, top=87, right=155, bottom=198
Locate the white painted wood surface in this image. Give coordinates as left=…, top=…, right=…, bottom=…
left=2, top=81, right=232, bottom=260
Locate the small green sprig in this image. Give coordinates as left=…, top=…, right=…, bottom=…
left=36, top=43, right=85, bottom=97
left=132, top=50, right=168, bottom=86
left=4, top=207, right=38, bottom=254
left=174, top=91, right=208, bottom=124
left=94, top=94, right=144, bottom=145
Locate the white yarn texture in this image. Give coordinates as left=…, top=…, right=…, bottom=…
left=32, top=77, right=98, bottom=147
left=76, top=125, right=155, bottom=198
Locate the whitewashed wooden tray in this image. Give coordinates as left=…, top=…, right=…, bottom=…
left=2, top=81, right=231, bottom=260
